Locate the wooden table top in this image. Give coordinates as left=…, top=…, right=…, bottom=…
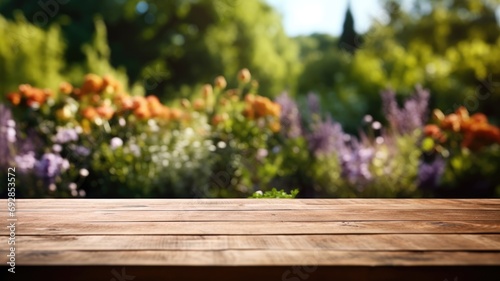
left=2, top=199, right=500, bottom=280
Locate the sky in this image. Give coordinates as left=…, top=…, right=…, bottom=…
left=265, top=0, right=387, bottom=36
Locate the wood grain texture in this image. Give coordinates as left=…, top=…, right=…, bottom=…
left=12, top=198, right=500, bottom=210
left=12, top=234, right=500, bottom=251
left=1, top=198, right=499, bottom=279
left=10, top=250, right=500, bottom=266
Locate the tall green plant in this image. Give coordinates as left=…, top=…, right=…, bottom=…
left=0, top=13, right=65, bottom=96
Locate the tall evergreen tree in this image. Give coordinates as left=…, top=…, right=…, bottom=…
left=338, top=2, right=361, bottom=54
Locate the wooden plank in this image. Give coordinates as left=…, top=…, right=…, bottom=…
left=3, top=220, right=499, bottom=235
left=8, top=199, right=500, bottom=211
left=12, top=234, right=500, bottom=251
left=7, top=266, right=500, bottom=281
left=7, top=249, right=500, bottom=266
left=5, top=209, right=500, bottom=222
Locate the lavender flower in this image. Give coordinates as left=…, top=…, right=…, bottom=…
left=35, top=153, right=70, bottom=179
left=417, top=156, right=445, bottom=190
left=382, top=85, right=429, bottom=134
left=275, top=92, right=302, bottom=138
left=339, top=139, right=374, bottom=185
left=14, top=152, right=37, bottom=172
left=72, top=145, right=91, bottom=157
left=53, top=127, right=79, bottom=144
left=306, top=92, right=321, bottom=115
left=306, top=115, right=345, bottom=156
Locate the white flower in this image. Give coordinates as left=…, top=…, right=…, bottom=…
left=110, top=137, right=123, bottom=150
left=79, top=168, right=89, bottom=177
left=7, top=127, right=16, bottom=143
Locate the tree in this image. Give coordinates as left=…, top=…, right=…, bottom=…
left=338, top=2, right=361, bottom=54
left=0, top=0, right=300, bottom=99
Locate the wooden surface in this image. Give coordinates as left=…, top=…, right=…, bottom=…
left=1, top=199, right=500, bottom=280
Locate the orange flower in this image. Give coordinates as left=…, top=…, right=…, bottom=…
left=81, top=74, right=103, bottom=94
left=423, top=124, right=446, bottom=143
left=193, top=99, right=205, bottom=111
left=7, top=92, right=21, bottom=106
left=159, top=106, right=171, bottom=120
left=470, top=113, right=488, bottom=124
left=134, top=105, right=151, bottom=119
left=202, top=84, right=213, bottom=99
left=59, top=82, right=73, bottom=94
left=18, top=84, right=32, bottom=97
left=214, top=76, right=227, bottom=90
left=146, top=95, right=164, bottom=117
left=461, top=123, right=500, bottom=150
left=102, top=74, right=120, bottom=93
left=423, top=124, right=441, bottom=138
left=211, top=114, right=224, bottom=126
left=237, top=68, right=251, bottom=83
left=96, top=105, right=115, bottom=120
left=28, top=88, right=49, bottom=106
left=90, top=94, right=101, bottom=104
left=149, top=103, right=165, bottom=118
left=270, top=103, right=281, bottom=117
left=244, top=94, right=255, bottom=103
left=81, top=107, right=98, bottom=121
left=146, top=95, right=161, bottom=106
left=170, top=108, right=183, bottom=120
left=242, top=106, right=255, bottom=120
left=441, top=113, right=461, bottom=132
left=115, top=94, right=134, bottom=110
left=253, top=96, right=269, bottom=118
left=132, top=96, right=147, bottom=110
left=269, top=120, right=281, bottom=133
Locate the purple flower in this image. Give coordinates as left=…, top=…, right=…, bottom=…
left=73, top=145, right=91, bottom=157
left=418, top=157, right=445, bottom=190
left=35, top=153, right=70, bottom=179
left=275, top=92, right=302, bottom=138
left=53, top=127, right=79, bottom=144
left=306, top=115, right=345, bottom=156
left=307, top=92, right=321, bottom=115
left=14, top=152, right=37, bottom=172
left=382, top=85, right=429, bottom=134
left=339, top=139, right=374, bottom=185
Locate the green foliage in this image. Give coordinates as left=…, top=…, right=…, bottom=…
left=0, top=0, right=301, bottom=100
left=249, top=188, right=299, bottom=198
left=295, top=0, right=500, bottom=133
left=0, top=13, right=65, bottom=95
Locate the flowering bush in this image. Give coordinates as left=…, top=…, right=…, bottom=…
left=1, top=70, right=499, bottom=198
left=2, top=73, right=212, bottom=197
left=420, top=106, right=500, bottom=197
left=1, top=69, right=287, bottom=197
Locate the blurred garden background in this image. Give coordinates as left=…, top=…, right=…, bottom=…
left=1, top=0, right=500, bottom=198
